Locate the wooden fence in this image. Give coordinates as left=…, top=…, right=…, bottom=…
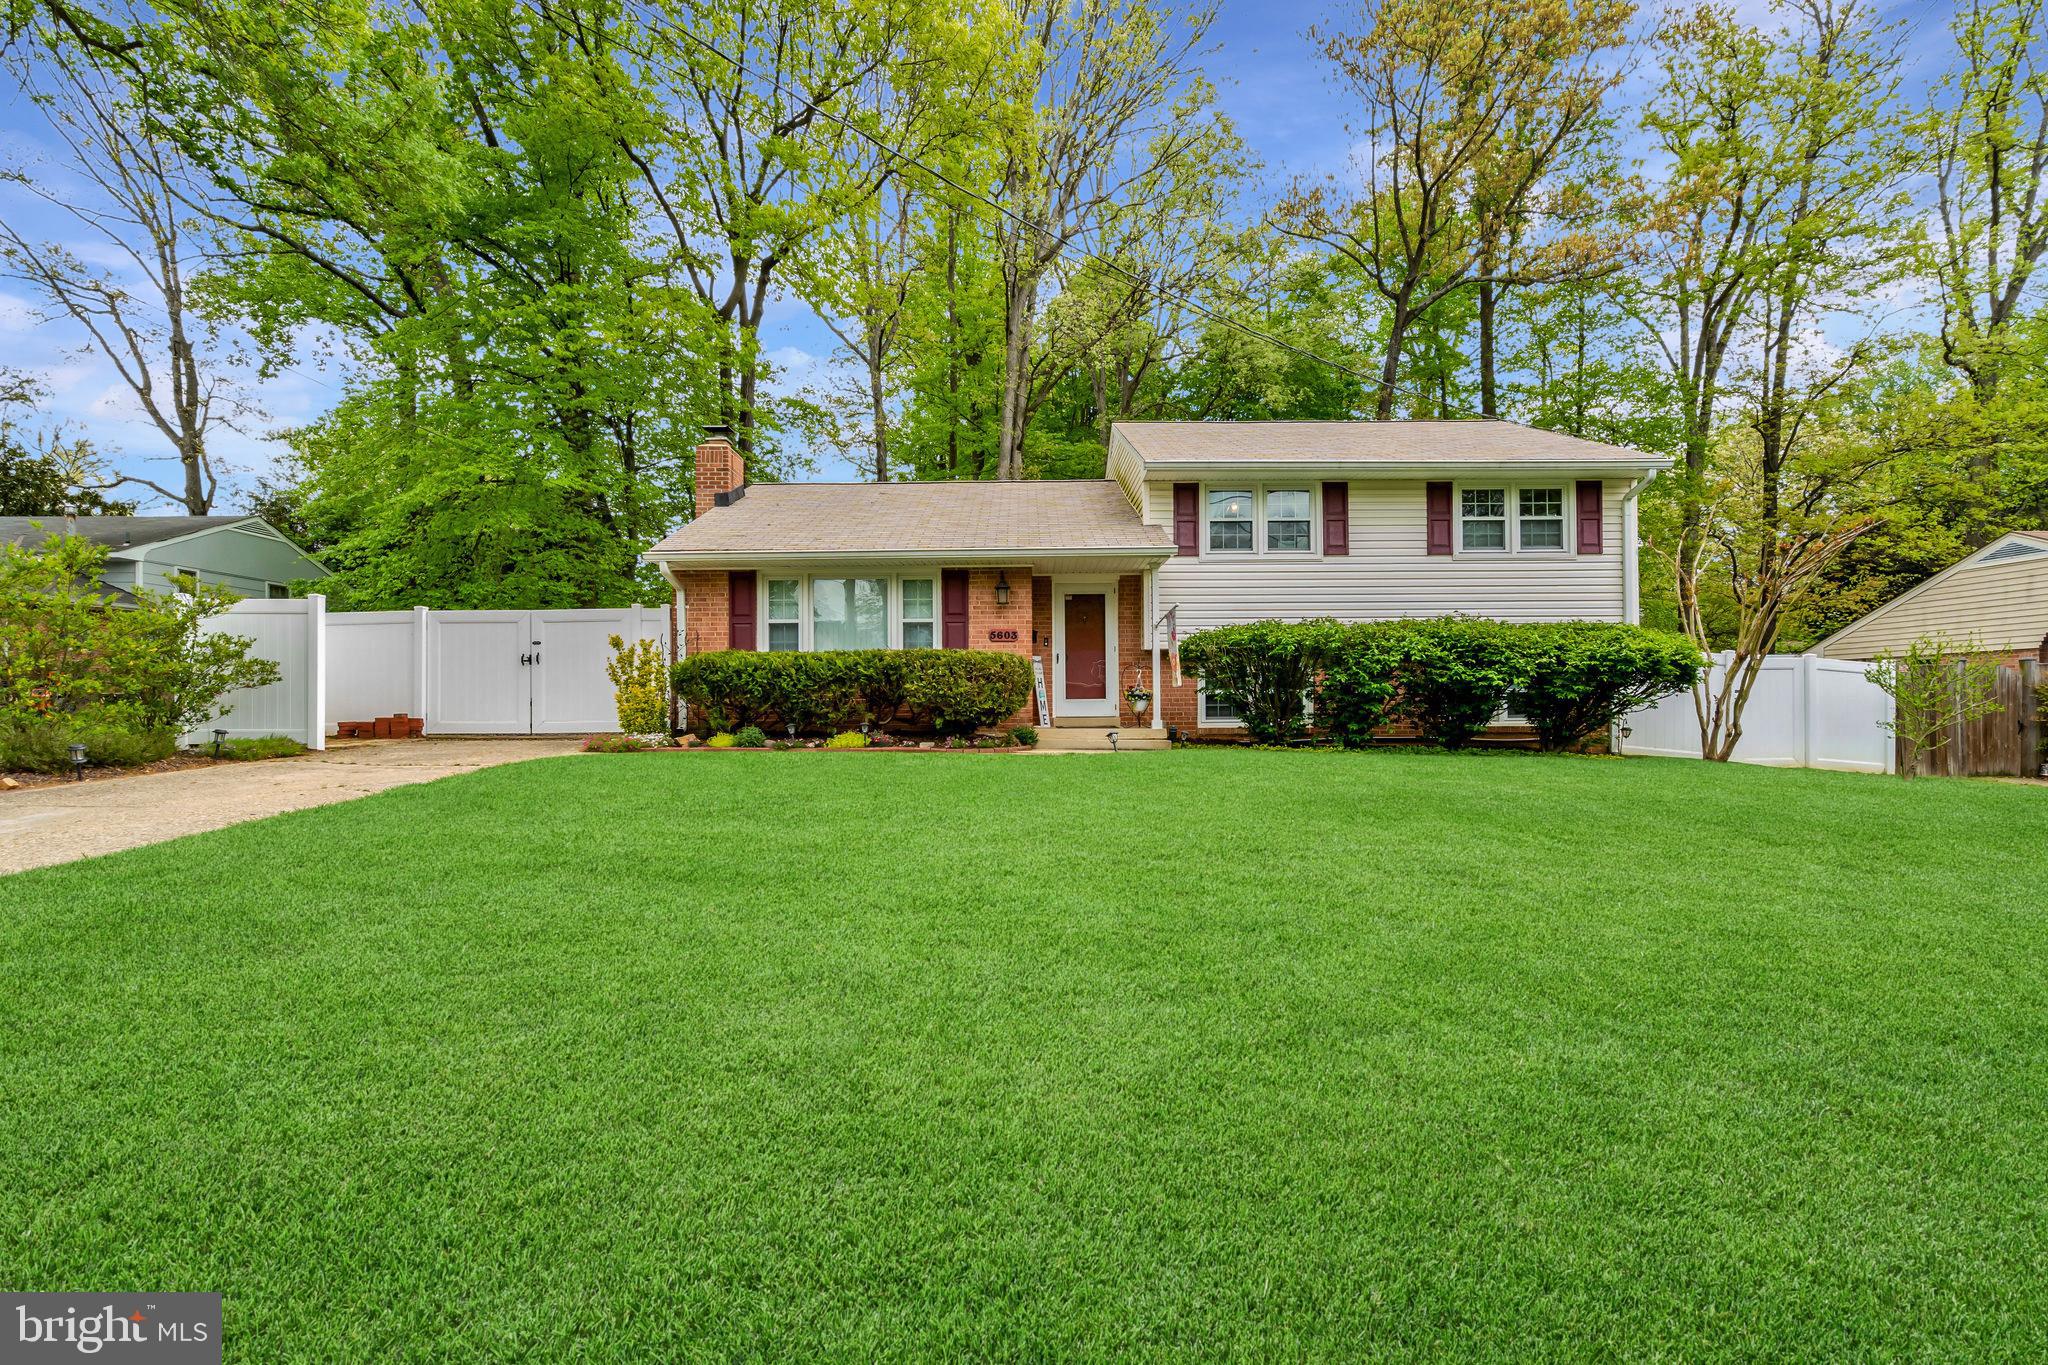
left=1899, top=657, right=2044, bottom=778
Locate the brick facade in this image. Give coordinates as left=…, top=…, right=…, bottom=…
left=673, top=570, right=731, bottom=656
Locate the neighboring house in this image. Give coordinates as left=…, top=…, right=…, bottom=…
left=0, top=514, right=330, bottom=602
left=643, top=422, right=1670, bottom=735
left=1815, top=530, right=2048, bottom=666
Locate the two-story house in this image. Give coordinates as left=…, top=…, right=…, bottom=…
left=642, top=421, right=1670, bottom=739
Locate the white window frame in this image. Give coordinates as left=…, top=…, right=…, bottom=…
left=1199, top=484, right=1320, bottom=559
left=1454, top=482, right=1576, bottom=556
left=755, top=573, right=940, bottom=652
left=1197, top=684, right=1243, bottom=729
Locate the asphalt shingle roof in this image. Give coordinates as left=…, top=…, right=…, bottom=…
left=1115, top=419, right=1661, bottom=464
left=0, top=515, right=250, bottom=550
left=645, top=481, right=1170, bottom=558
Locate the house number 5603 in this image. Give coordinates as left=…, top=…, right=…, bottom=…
left=987, top=628, right=1019, bottom=641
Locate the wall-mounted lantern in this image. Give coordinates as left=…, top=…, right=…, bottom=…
left=994, top=572, right=1011, bottom=607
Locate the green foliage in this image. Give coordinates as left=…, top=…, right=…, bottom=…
left=1308, top=622, right=1406, bottom=748
left=1391, top=618, right=1535, bottom=749
left=582, top=734, right=652, bottom=753
left=1008, top=725, right=1038, bottom=748
left=733, top=725, right=769, bottom=749
left=824, top=731, right=869, bottom=749
left=1177, top=621, right=1322, bottom=744
left=674, top=649, right=1027, bottom=738
left=705, top=733, right=737, bottom=749
left=606, top=634, right=669, bottom=736
left=1509, top=623, right=1703, bottom=751
left=0, top=533, right=280, bottom=738
left=213, top=736, right=311, bottom=761
left=0, top=705, right=176, bottom=772
left=1865, top=634, right=2008, bottom=778
left=895, top=651, right=1032, bottom=737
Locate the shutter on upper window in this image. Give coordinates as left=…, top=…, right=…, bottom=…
left=1576, top=481, right=1604, bottom=554
left=727, top=572, right=757, bottom=650
left=1426, top=482, right=1453, bottom=556
left=1172, top=483, right=1199, bottom=556
left=1322, top=482, right=1349, bottom=556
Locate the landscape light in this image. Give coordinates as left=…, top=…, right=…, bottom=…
left=68, top=743, right=88, bottom=780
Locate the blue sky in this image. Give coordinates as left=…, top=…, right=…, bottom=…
left=0, top=0, right=1951, bottom=503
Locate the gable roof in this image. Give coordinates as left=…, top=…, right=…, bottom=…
left=644, top=480, right=1172, bottom=560
left=1814, top=529, right=2048, bottom=658
left=1114, top=419, right=1664, bottom=467
left=0, top=515, right=253, bottom=552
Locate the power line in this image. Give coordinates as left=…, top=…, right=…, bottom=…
left=604, top=0, right=1493, bottom=421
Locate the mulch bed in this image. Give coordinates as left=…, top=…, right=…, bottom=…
left=1, top=752, right=227, bottom=792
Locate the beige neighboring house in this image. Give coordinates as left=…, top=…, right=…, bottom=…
left=1815, top=530, right=2048, bottom=665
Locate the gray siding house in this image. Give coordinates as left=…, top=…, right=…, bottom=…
left=0, top=515, right=329, bottom=602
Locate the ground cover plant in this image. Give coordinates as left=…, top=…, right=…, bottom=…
left=2, top=751, right=2044, bottom=1359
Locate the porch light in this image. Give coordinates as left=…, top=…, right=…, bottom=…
left=68, top=743, right=87, bottom=780
left=994, top=572, right=1010, bottom=607
left=212, top=728, right=229, bottom=757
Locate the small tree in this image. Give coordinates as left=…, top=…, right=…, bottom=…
left=1865, top=634, right=2005, bottom=779
left=606, top=635, right=670, bottom=737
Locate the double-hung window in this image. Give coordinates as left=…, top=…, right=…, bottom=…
left=1265, top=489, right=1312, bottom=552
left=1202, top=690, right=1242, bottom=724
left=1518, top=488, right=1566, bottom=550
left=812, top=577, right=888, bottom=651
left=901, top=578, right=935, bottom=649
left=1208, top=490, right=1254, bottom=552
left=1460, top=489, right=1508, bottom=551
left=1458, top=485, right=1570, bottom=553
left=766, top=579, right=801, bottom=651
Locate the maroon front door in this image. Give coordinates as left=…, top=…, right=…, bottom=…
left=1064, top=593, right=1107, bottom=699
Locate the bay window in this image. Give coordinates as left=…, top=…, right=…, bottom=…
left=901, top=578, right=935, bottom=649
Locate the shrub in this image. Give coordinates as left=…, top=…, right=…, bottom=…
left=733, top=724, right=768, bottom=748
left=1389, top=617, right=1534, bottom=749
left=898, top=650, right=1033, bottom=736
left=0, top=532, right=279, bottom=735
left=1310, top=622, right=1407, bottom=747
left=0, top=705, right=176, bottom=772
left=1177, top=620, right=1325, bottom=744
left=672, top=653, right=778, bottom=735
left=705, top=733, right=737, bottom=749
left=606, top=635, right=669, bottom=735
left=581, top=734, right=650, bottom=753
left=215, top=736, right=310, bottom=760
left=1512, top=623, right=1703, bottom=751
left=1008, top=725, right=1038, bottom=748
left=824, top=730, right=868, bottom=749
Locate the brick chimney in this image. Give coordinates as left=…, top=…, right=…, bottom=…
left=694, top=426, right=744, bottom=511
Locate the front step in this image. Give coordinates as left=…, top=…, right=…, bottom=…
left=1035, top=726, right=1168, bottom=752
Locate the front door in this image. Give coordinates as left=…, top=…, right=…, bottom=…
left=1055, top=584, right=1117, bottom=717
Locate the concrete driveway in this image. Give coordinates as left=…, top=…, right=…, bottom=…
left=0, top=738, right=583, bottom=876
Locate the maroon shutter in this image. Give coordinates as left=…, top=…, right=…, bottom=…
left=1172, top=482, right=1198, bottom=557
left=1576, top=480, right=1604, bottom=554
left=941, top=569, right=969, bottom=648
left=728, top=571, right=756, bottom=650
left=1425, top=481, right=1453, bottom=556
left=1322, top=482, right=1349, bottom=556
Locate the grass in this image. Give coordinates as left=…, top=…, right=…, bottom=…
left=207, top=735, right=311, bottom=761
left=2, top=749, right=2045, bottom=1360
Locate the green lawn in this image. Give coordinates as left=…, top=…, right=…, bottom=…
left=3, top=751, right=2045, bottom=1360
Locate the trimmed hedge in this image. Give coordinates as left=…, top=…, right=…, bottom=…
left=672, top=649, right=1032, bottom=739
left=1177, top=617, right=1702, bottom=750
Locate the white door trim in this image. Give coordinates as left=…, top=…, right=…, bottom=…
left=1051, top=577, right=1119, bottom=718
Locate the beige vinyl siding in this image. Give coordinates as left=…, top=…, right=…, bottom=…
left=1148, top=478, right=1627, bottom=632
left=1818, top=552, right=2048, bottom=660
left=1106, top=430, right=1145, bottom=512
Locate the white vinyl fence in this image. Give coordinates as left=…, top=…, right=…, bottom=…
left=1617, top=651, right=1895, bottom=773
left=187, top=598, right=669, bottom=745
left=184, top=594, right=327, bottom=749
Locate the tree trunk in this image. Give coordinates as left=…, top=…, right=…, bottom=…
left=1478, top=278, right=1498, bottom=418
left=997, top=273, right=1036, bottom=480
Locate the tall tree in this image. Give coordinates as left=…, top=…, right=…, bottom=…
left=0, top=29, right=242, bottom=512
left=986, top=0, right=1230, bottom=479
left=1279, top=0, right=1633, bottom=418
